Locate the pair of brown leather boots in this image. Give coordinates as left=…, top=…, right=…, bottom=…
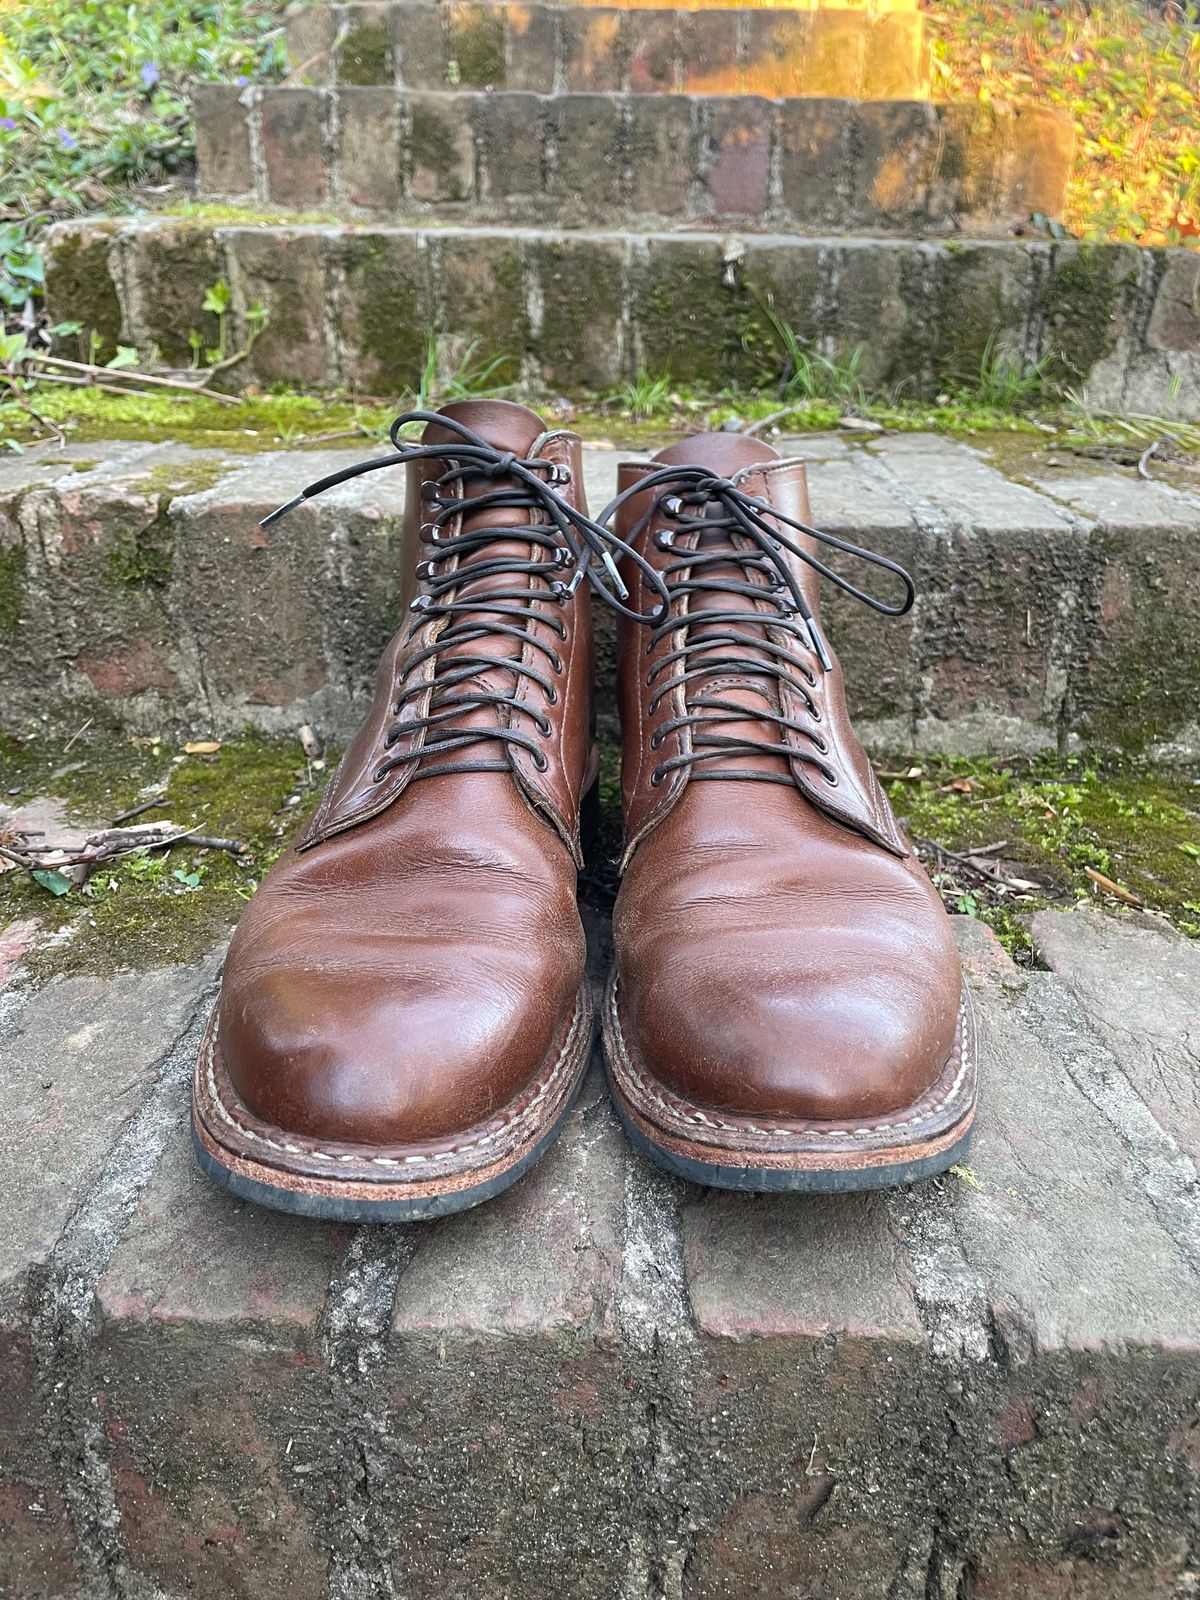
left=192, top=400, right=976, bottom=1220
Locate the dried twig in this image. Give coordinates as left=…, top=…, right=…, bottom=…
left=29, top=354, right=241, bottom=407
left=0, top=818, right=246, bottom=883
left=110, top=793, right=168, bottom=826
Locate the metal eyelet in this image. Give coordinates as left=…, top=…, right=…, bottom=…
left=809, top=704, right=822, bottom=724
left=650, top=729, right=664, bottom=750
left=656, top=528, right=676, bottom=550
left=534, top=750, right=550, bottom=773
left=662, top=496, right=684, bottom=519
left=420, top=480, right=442, bottom=504
left=549, top=651, right=564, bottom=674
left=419, top=523, right=440, bottom=544
left=811, top=734, right=828, bottom=754
left=545, top=685, right=558, bottom=705
left=410, top=594, right=432, bottom=613
left=549, top=463, right=572, bottom=485
left=823, top=770, right=839, bottom=787
left=372, top=765, right=389, bottom=783
left=649, top=767, right=664, bottom=787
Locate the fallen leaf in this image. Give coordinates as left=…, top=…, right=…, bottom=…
left=32, top=868, right=71, bottom=896
left=184, top=740, right=221, bottom=756
left=1085, top=867, right=1143, bottom=906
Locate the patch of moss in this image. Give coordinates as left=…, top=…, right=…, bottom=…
left=0, top=731, right=332, bottom=978
left=337, top=18, right=393, bottom=85
left=884, top=754, right=1200, bottom=954
left=103, top=503, right=174, bottom=588
left=447, top=5, right=505, bottom=87
left=0, top=542, right=26, bottom=634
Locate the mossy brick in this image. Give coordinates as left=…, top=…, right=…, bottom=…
left=223, top=228, right=332, bottom=388
left=408, top=92, right=476, bottom=202
left=1037, top=242, right=1140, bottom=388
left=480, top=93, right=545, bottom=202
left=677, top=9, right=741, bottom=94
left=628, top=96, right=695, bottom=218
left=501, top=3, right=560, bottom=93
left=777, top=99, right=853, bottom=231
left=435, top=232, right=529, bottom=383
left=261, top=88, right=330, bottom=207
left=283, top=0, right=337, bottom=84
left=1146, top=247, right=1200, bottom=356
left=0, top=534, right=26, bottom=637
left=192, top=83, right=254, bottom=198
left=627, top=6, right=679, bottom=92
left=704, top=97, right=772, bottom=221
left=551, top=94, right=622, bottom=219
left=530, top=237, right=625, bottom=391
left=42, top=222, right=123, bottom=362
left=338, top=86, right=402, bottom=210
left=127, top=221, right=222, bottom=368
left=392, top=2, right=452, bottom=89
left=336, top=2, right=395, bottom=84
left=561, top=8, right=629, bottom=92
left=632, top=237, right=761, bottom=387
left=335, top=231, right=431, bottom=393
left=444, top=1, right=507, bottom=88
left=930, top=241, right=1038, bottom=386
left=860, top=12, right=929, bottom=100
left=852, top=100, right=940, bottom=230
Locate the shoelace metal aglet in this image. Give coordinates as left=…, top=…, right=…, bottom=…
left=565, top=567, right=586, bottom=596
left=260, top=493, right=306, bottom=529
left=601, top=550, right=630, bottom=599
left=808, top=618, right=833, bottom=673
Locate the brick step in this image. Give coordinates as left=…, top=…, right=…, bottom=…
left=45, top=218, right=1200, bottom=420
left=195, top=85, right=1070, bottom=233
left=2, top=434, right=1198, bottom=755
left=287, top=0, right=929, bottom=99
left=3, top=903, right=1200, bottom=1597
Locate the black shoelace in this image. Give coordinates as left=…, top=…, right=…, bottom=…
left=598, top=464, right=915, bottom=789
left=262, top=412, right=670, bottom=782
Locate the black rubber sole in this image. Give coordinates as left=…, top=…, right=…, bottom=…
left=610, top=1090, right=975, bottom=1195
left=192, top=1068, right=585, bottom=1222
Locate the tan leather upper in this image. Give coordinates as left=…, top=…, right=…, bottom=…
left=611, top=433, right=962, bottom=1121
left=216, top=401, right=592, bottom=1145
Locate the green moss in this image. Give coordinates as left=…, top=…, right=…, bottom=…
left=884, top=754, right=1200, bottom=951
left=1039, top=244, right=1138, bottom=385
left=339, top=235, right=428, bottom=392
left=447, top=5, right=505, bottom=87
left=0, top=731, right=333, bottom=978
left=44, top=227, right=123, bottom=363
left=337, top=18, right=393, bottom=85
left=0, top=542, right=26, bottom=634
left=103, top=503, right=174, bottom=588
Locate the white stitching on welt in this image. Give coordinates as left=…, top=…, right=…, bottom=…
left=203, top=994, right=586, bottom=1167
left=608, top=978, right=973, bottom=1140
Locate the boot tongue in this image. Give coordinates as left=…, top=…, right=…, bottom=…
left=655, top=436, right=794, bottom=781
left=417, top=401, right=557, bottom=761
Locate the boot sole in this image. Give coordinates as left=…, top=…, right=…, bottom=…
left=602, top=973, right=976, bottom=1194
left=192, top=983, right=594, bottom=1221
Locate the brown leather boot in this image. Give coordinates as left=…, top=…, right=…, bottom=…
left=600, top=434, right=976, bottom=1192
left=193, top=400, right=660, bottom=1220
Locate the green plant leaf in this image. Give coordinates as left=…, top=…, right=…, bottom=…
left=32, top=868, right=71, bottom=896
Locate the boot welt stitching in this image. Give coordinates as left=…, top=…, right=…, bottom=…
left=201, top=989, right=589, bottom=1168
left=608, top=976, right=973, bottom=1141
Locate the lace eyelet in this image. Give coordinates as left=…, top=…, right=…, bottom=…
left=809, top=704, right=822, bottom=724
left=534, top=750, right=550, bottom=773
left=549, top=463, right=571, bottom=485
left=419, top=522, right=440, bottom=544
left=656, top=528, right=676, bottom=551
left=823, top=770, right=839, bottom=787
left=372, top=765, right=389, bottom=783
left=545, top=685, right=558, bottom=705
left=549, top=651, right=564, bottom=674
left=649, top=767, right=664, bottom=787
left=662, top=496, right=684, bottom=519
left=811, top=734, right=828, bottom=754
left=420, top=480, right=441, bottom=504
left=650, top=729, right=664, bottom=750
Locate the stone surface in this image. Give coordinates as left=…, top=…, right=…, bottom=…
left=44, top=220, right=1200, bottom=424
left=4, top=911, right=1198, bottom=1596
left=6, top=429, right=1200, bottom=755
left=1033, top=906, right=1200, bottom=1162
